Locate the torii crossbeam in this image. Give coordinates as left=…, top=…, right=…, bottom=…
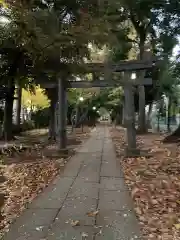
left=43, top=58, right=158, bottom=156
left=40, top=78, right=152, bottom=89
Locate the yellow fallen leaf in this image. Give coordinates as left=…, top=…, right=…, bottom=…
left=176, top=200, right=180, bottom=205
left=71, top=220, right=80, bottom=226
left=87, top=210, right=99, bottom=217
left=174, top=223, right=180, bottom=230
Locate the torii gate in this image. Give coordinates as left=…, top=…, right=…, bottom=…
left=41, top=58, right=159, bottom=156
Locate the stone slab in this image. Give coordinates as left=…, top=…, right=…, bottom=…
left=78, top=148, right=103, bottom=153
left=78, top=142, right=103, bottom=153
left=4, top=208, right=58, bottom=240
left=100, top=162, right=123, bottom=178
left=79, top=159, right=101, bottom=172
left=60, top=156, right=83, bottom=177
left=100, top=177, right=128, bottom=191
left=67, top=181, right=99, bottom=199
left=56, top=197, right=97, bottom=226
left=4, top=228, right=48, bottom=240
left=95, top=210, right=142, bottom=240
left=77, top=160, right=101, bottom=182
left=30, top=177, right=74, bottom=209
left=102, top=152, right=117, bottom=161
left=47, top=225, right=97, bottom=240
left=77, top=174, right=100, bottom=183
left=98, top=190, right=134, bottom=211
left=103, top=145, right=115, bottom=152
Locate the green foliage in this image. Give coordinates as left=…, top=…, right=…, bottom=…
left=0, top=0, right=108, bottom=91
left=158, top=62, right=180, bottom=103
left=67, top=88, right=99, bottom=108
left=82, top=87, right=123, bottom=113
left=0, top=0, right=180, bottom=138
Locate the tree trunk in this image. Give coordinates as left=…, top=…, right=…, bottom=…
left=137, top=37, right=147, bottom=133
left=157, top=109, right=160, bottom=132
left=75, top=96, right=96, bottom=127
left=75, top=106, right=80, bottom=127
left=122, top=99, right=125, bottom=126
left=58, top=78, right=67, bottom=150
left=167, top=96, right=171, bottom=132
left=3, top=79, right=15, bottom=141
left=115, top=106, right=123, bottom=125
left=15, top=83, right=22, bottom=128
left=138, top=84, right=146, bottom=132
left=114, top=113, right=119, bottom=127
left=119, top=106, right=123, bottom=125
left=162, top=95, right=180, bottom=142
left=48, top=95, right=57, bottom=141
left=163, top=124, right=180, bottom=143
left=76, top=108, right=89, bottom=127
left=173, top=102, right=176, bottom=122
left=163, top=98, right=180, bottom=142
left=146, top=102, right=153, bottom=129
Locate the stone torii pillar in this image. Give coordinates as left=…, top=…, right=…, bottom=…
left=138, top=48, right=152, bottom=133
left=124, top=84, right=138, bottom=156
left=124, top=86, right=136, bottom=139
left=123, top=73, right=141, bottom=157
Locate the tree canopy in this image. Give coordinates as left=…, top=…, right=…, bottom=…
left=0, top=0, right=180, bottom=138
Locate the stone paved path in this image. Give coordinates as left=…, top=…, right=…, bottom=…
left=4, top=126, right=142, bottom=240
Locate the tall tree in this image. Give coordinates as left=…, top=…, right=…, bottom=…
left=103, top=0, right=180, bottom=132
left=0, top=0, right=108, bottom=140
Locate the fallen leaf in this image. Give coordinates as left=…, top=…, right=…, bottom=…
left=71, top=220, right=80, bottom=226
left=87, top=210, right=99, bottom=217
left=131, top=187, right=139, bottom=198
left=174, top=223, right=180, bottom=230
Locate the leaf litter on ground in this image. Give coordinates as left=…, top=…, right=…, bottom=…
left=111, top=127, right=180, bottom=240
left=0, top=127, right=91, bottom=238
